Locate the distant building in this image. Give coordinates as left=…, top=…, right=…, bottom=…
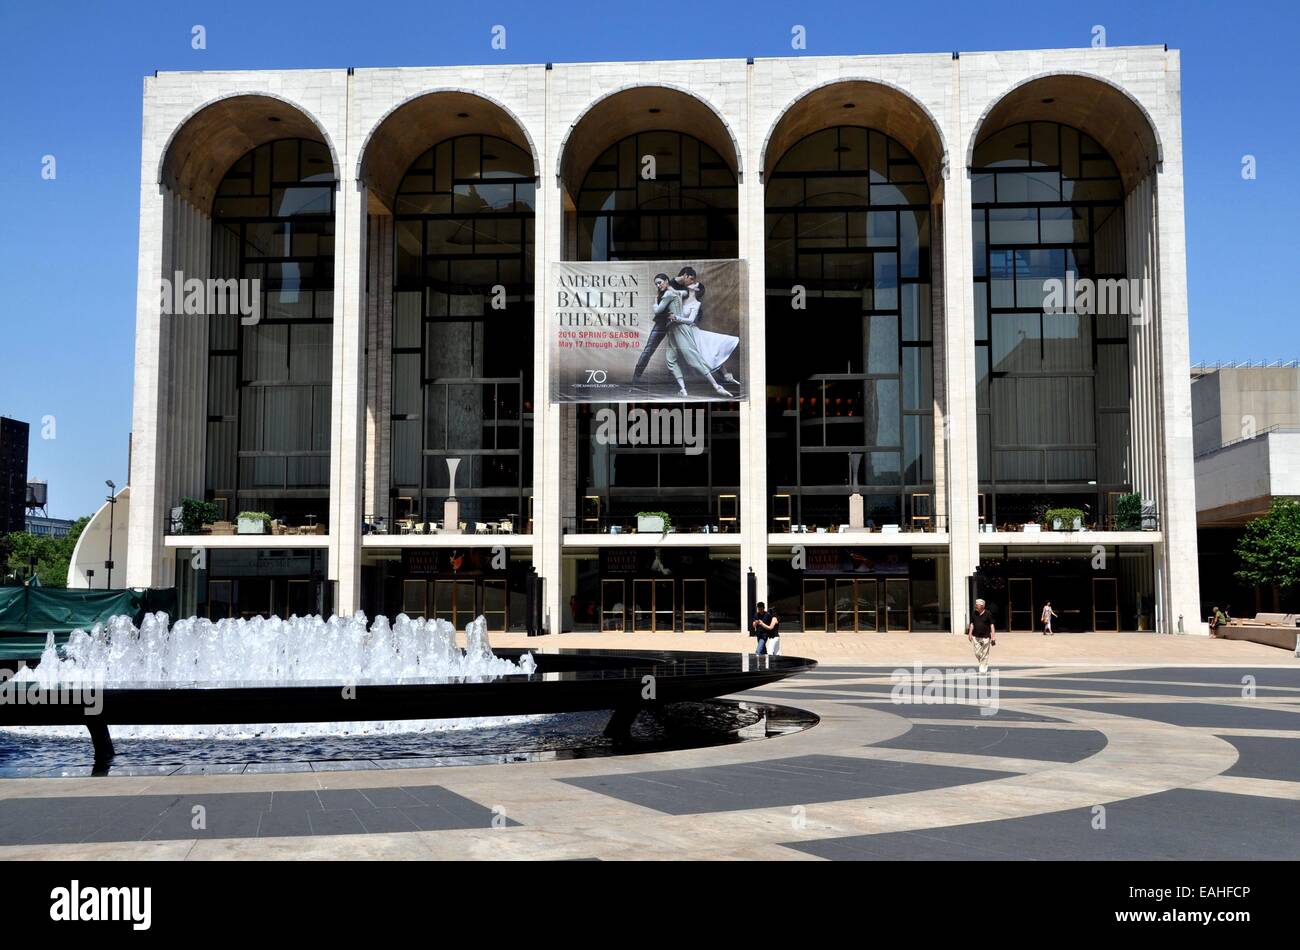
left=0, top=417, right=29, bottom=535
left=1193, top=363, right=1300, bottom=615
left=26, top=515, right=76, bottom=539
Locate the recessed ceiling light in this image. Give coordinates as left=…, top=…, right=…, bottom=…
left=456, top=112, right=469, bottom=118
left=843, top=102, right=856, bottom=109
left=1041, top=97, right=1055, bottom=104
left=267, top=116, right=282, bottom=122
left=483, top=154, right=498, bottom=161
left=648, top=108, right=662, bottom=114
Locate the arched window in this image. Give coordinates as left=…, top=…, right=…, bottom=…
left=575, top=130, right=737, bottom=261
left=971, top=121, right=1130, bottom=527
left=206, top=138, right=337, bottom=528
left=765, top=126, right=934, bottom=531
left=390, top=135, right=536, bottom=527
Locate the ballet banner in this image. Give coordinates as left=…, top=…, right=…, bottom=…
left=548, top=259, right=748, bottom=403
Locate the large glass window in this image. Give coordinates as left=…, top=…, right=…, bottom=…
left=207, top=138, right=336, bottom=528
left=391, top=135, right=536, bottom=528
left=765, top=127, right=934, bottom=531
left=972, top=122, right=1131, bottom=528
left=570, top=131, right=738, bottom=531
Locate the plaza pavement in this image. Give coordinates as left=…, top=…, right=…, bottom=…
left=1, top=631, right=1297, bottom=861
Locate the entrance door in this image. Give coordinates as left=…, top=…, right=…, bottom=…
left=802, top=578, right=827, bottom=632
left=834, top=579, right=878, bottom=632
left=884, top=578, right=911, bottom=631
left=1092, top=577, right=1119, bottom=631
left=481, top=579, right=507, bottom=633
left=601, top=579, right=626, bottom=631
left=434, top=579, right=477, bottom=629
left=682, top=579, right=708, bottom=631
left=632, top=578, right=675, bottom=632
left=1008, top=577, right=1035, bottom=631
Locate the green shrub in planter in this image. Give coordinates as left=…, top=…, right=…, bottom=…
left=180, top=497, right=221, bottom=535
left=635, top=510, right=673, bottom=533
left=1116, top=493, right=1143, bottom=531
left=1044, top=507, right=1086, bottom=530
left=236, top=511, right=272, bottom=534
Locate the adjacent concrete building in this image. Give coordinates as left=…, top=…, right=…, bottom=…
left=1193, top=363, right=1300, bottom=615
left=112, top=46, right=1204, bottom=634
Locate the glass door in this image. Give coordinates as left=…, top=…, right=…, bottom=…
left=654, top=579, right=674, bottom=632
left=834, top=578, right=878, bottom=632
left=1008, top=577, right=1035, bottom=631
left=682, top=579, right=708, bottom=631
left=857, top=578, right=878, bottom=631
left=402, top=579, right=427, bottom=617
left=1093, top=577, right=1119, bottom=631
left=434, top=579, right=477, bottom=629
left=482, top=579, right=507, bottom=632
left=884, top=578, right=910, bottom=631
left=208, top=580, right=233, bottom=620
left=802, top=579, right=827, bottom=631
left=601, top=579, right=626, bottom=631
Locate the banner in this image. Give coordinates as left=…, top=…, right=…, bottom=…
left=549, top=259, right=747, bottom=403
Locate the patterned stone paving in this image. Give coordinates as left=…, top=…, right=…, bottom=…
left=1, top=637, right=1297, bottom=860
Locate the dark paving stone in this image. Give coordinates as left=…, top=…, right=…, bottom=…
left=560, top=754, right=1016, bottom=816
left=257, top=808, right=314, bottom=837
left=316, top=788, right=372, bottom=810
left=355, top=807, right=421, bottom=834
left=0, top=784, right=512, bottom=844
left=1054, top=667, right=1300, bottom=689
left=307, top=809, right=367, bottom=836
left=783, top=788, right=1300, bottom=860
left=869, top=724, right=1107, bottom=763
left=997, top=676, right=1297, bottom=698
left=360, top=786, right=423, bottom=808
left=1219, top=734, right=1300, bottom=782
left=270, top=790, right=322, bottom=811
left=849, top=702, right=1066, bottom=723
left=1067, top=701, right=1300, bottom=731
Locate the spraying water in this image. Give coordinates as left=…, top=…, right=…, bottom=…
left=5, top=612, right=538, bottom=740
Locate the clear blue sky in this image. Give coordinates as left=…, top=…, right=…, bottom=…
left=1, top=0, right=1295, bottom=518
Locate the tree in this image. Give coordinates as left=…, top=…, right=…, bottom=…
left=1235, top=498, right=1300, bottom=592
left=1, top=516, right=90, bottom=588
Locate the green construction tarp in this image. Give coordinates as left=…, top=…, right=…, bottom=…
left=0, top=586, right=178, bottom=638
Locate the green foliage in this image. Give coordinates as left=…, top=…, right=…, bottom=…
left=237, top=511, right=272, bottom=533
left=1044, top=507, right=1086, bottom=530
left=1235, top=498, right=1300, bottom=591
left=180, top=496, right=220, bottom=534
left=2, top=516, right=90, bottom=588
left=635, top=510, right=673, bottom=532
left=1116, top=492, right=1143, bottom=531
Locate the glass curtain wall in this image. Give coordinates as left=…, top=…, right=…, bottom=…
left=207, top=138, right=336, bottom=528
left=971, top=121, right=1132, bottom=528
left=572, top=131, right=739, bottom=530
left=391, top=135, right=536, bottom=529
left=765, top=127, right=935, bottom=531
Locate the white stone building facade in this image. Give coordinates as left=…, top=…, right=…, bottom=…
left=119, top=46, right=1204, bottom=634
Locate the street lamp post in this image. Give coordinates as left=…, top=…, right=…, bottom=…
left=105, top=480, right=117, bottom=590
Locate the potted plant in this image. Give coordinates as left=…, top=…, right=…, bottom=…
left=636, top=510, right=672, bottom=534
left=180, top=497, right=220, bottom=535
left=1116, top=493, right=1142, bottom=531
left=237, top=511, right=272, bottom=535
left=1045, top=507, right=1086, bottom=531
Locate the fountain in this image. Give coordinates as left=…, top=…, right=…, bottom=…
left=0, top=612, right=815, bottom=768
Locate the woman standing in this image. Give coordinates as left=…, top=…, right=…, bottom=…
left=1041, top=601, right=1058, bottom=636
left=654, top=275, right=733, bottom=398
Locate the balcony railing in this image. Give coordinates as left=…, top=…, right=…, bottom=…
left=561, top=514, right=739, bottom=536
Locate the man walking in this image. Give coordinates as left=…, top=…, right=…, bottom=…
left=751, top=601, right=778, bottom=655
left=967, top=598, right=997, bottom=674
